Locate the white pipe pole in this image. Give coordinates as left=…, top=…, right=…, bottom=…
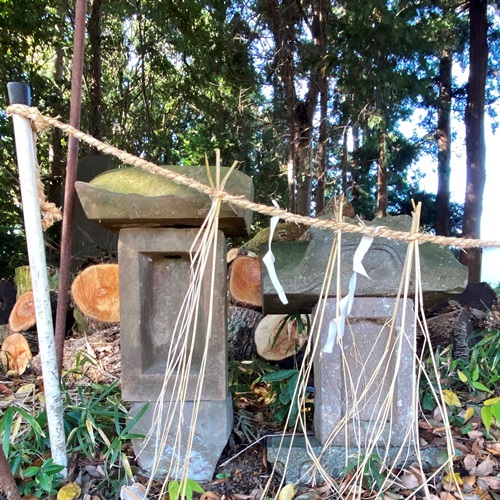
left=7, top=82, right=67, bottom=474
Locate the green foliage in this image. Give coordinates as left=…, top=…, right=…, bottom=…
left=261, top=369, right=304, bottom=427
left=271, top=312, right=310, bottom=350
left=168, top=478, right=205, bottom=500
left=342, top=453, right=386, bottom=495
left=0, top=378, right=147, bottom=498
left=229, top=358, right=312, bottom=430
left=420, top=330, right=500, bottom=435
left=20, top=458, right=65, bottom=497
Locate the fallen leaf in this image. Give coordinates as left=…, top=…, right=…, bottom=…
left=486, top=443, right=500, bottom=456
left=120, top=483, right=148, bottom=500
left=464, top=407, right=476, bottom=423
left=477, top=476, right=500, bottom=491
left=469, top=431, right=485, bottom=440
left=472, top=438, right=486, bottom=456
left=15, top=383, right=35, bottom=399
left=0, top=333, right=32, bottom=375
left=477, top=457, right=495, bottom=477
left=443, top=389, right=462, bottom=408
left=278, top=482, right=295, bottom=500
left=484, top=398, right=500, bottom=406
left=57, top=482, right=82, bottom=500
left=464, top=487, right=494, bottom=499
left=400, top=470, right=421, bottom=489
left=200, top=492, right=221, bottom=500
left=440, top=492, right=456, bottom=499
left=464, top=454, right=478, bottom=473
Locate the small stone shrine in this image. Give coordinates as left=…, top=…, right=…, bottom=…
left=263, top=216, right=468, bottom=482
left=76, top=163, right=253, bottom=481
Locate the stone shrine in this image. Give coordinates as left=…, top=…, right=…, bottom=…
left=262, top=216, right=468, bottom=482
left=76, top=163, right=253, bottom=481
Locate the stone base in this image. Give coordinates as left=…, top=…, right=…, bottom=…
left=267, top=435, right=443, bottom=484
left=129, top=396, right=233, bottom=482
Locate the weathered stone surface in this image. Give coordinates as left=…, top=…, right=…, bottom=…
left=129, top=396, right=233, bottom=481
left=261, top=215, right=468, bottom=314
left=266, top=435, right=443, bottom=484
left=76, top=165, right=253, bottom=237
left=119, top=228, right=228, bottom=402
left=313, top=297, right=416, bottom=447
left=72, top=155, right=118, bottom=270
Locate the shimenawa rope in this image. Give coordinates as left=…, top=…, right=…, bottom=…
left=7, top=103, right=500, bottom=249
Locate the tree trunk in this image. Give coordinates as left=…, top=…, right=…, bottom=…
left=316, top=72, right=327, bottom=214
left=435, top=51, right=452, bottom=236
left=341, top=127, right=349, bottom=195
left=315, top=0, right=329, bottom=214
left=0, top=445, right=21, bottom=500
left=377, top=128, right=387, bottom=217
left=264, top=0, right=298, bottom=213
left=228, top=306, right=262, bottom=361
left=47, top=0, right=68, bottom=211
left=88, top=0, right=103, bottom=141
left=351, top=124, right=361, bottom=204
left=459, top=0, right=487, bottom=282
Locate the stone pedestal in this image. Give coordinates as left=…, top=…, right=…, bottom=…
left=129, top=397, right=233, bottom=481
left=313, top=297, right=416, bottom=447
left=118, top=228, right=228, bottom=402
left=266, top=435, right=442, bottom=484
left=118, top=228, right=230, bottom=480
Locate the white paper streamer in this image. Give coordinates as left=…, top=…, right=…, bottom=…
left=323, top=235, right=374, bottom=353
left=262, top=212, right=289, bottom=305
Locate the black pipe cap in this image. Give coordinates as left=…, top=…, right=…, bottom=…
left=7, top=82, right=31, bottom=106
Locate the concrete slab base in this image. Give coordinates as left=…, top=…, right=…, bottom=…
left=129, top=395, right=233, bottom=482
left=267, top=435, right=444, bottom=484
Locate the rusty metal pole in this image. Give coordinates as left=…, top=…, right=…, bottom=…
left=54, top=0, right=87, bottom=375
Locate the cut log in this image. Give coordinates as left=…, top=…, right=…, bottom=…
left=0, top=333, right=32, bottom=375
left=8, top=291, right=63, bottom=333
left=14, top=265, right=59, bottom=298
left=227, top=247, right=239, bottom=264
left=424, top=308, right=474, bottom=359
left=228, top=305, right=263, bottom=361
left=255, top=314, right=310, bottom=361
left=229, top=256, right=262, bottom=308
left=71, top=264, right=120, bottom=323
left=9, top=291, right=36, bottom=332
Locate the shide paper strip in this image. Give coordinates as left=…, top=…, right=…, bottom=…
left=323, top=235, right=374, bottom=353
left=262, top=205, right=289, bottom=305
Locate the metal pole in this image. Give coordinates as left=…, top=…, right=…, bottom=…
left=7, top=82, right=68, bottom=475
left=54, top=0, right=87, bottom=373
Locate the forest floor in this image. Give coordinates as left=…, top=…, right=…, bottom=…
left=2, top=326, right=500, bottom=499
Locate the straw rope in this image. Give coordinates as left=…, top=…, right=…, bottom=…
left=7, top=103, right=500, bottom=249
left=31, top=129, right=63, bottom=230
